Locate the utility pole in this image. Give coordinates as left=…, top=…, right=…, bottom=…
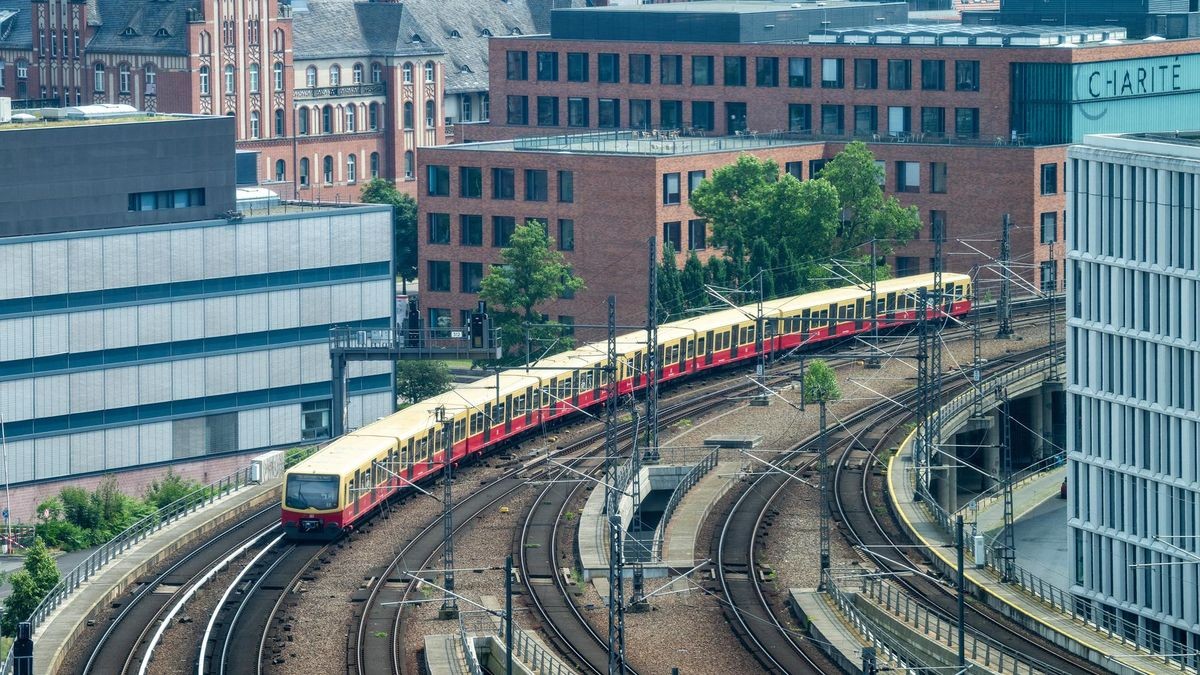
left=1048, top=240, right=1058, bottom=375
left=866, top=238, right=881, bottom=369
left=915, top=287, right=930, bottom=501
left=930, top=222, right=945, bottom=495
left=643, top=237, right=660, bottom=464
left=436, top=406, right=458, bottom=619
left=603, top=296, right=627, bottom=675
left=818, top=399, right=831, bottom=584
left=998, top=387, right=1016, bottom=582
left=997, top=213, right=1014, bottom=339
left=971, top=273, right=983, bottom=419
left=956, top=515, right=966, bottom=672
left=505, top=554, right=514, bottom=675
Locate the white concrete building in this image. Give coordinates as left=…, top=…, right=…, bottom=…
left=1067, top=132, right=1200, bottom=666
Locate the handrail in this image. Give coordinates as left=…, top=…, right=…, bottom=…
left=653, top=447, right=720, bottom=559
left=457, top=614, right=484, bottom=675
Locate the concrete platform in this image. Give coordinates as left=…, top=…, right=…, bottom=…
left=661, top=459, right=744, bottom=567
left=31, top=479, right=281, bottom=675
left=789, top=588, right=872, bottom=675
left=888, top=433, right=1179, bottom=675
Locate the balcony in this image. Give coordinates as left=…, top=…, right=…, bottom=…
left=293, top=83, right=385, bottom=100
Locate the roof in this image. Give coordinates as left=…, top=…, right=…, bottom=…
left=292, top=0, right=443, bottom=59
left=568, top=0, right=887, bottom=15
left=85, top=0, right=199, bottom=55
left=810, top=22, right=1129, bottom=47
left=439, top=130, right=824, bottom=157
left=0, top=0, right=31, bottom=50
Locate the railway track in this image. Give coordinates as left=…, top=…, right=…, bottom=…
left=80, top=504, right=281, bottom=675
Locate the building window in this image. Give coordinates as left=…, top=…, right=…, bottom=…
left=598, top=98, right=620, bottom=128
left=662, top=173, right=681, bottom=205
left=460, top=166, right=483, bottom=198
left=887, top=106, right=911, bottom=136
left=274, top=159, right=286, bottom=182
left=297, top=108, right=310, bottom=135
left=810, top=159, right=827, bottom=178
left=506, top=95, right=528, bottom=125
left=492, top=216, right=516, bottom=247
left=629, top=54, right=651, bottom=84
left=427, top=164, right=450, bottom=195
left=1040, top=211, right=1058, bottom=243
left=461, top=215, right=483, bottom=246
left=688, top=219, right=707, bottom=250
left=273, top=62, right=283, bottom=91
left=461, top=263, right=484, bottom=293
left=536, top=51, right=558, bottom=81
left=854, top=58, right=877, bottom=90
left=1040, top=261, right=1057, bottom=293
left=403, top=62, right=413, bottom=83
left=94, top=63, right=105, bottom=92
left=692, top=55, right=714, bottom=86
left=424, top=61, right=435, bottom=83
left=118, top=63, right=131, bottom=93
left=371, top=62, right=382, bottom=83
left=428, top=213, right=451, bottom=243
left=428, top=308, right=451, bottom=329
left=755, top=57, right=778, bottom=87
left=537, top=96, right=559, bottom=126
left=249, top=111, right=260, bottom=138
left=921, top=59, right=945, bottom=91
left=506, top=50, right=528, bottom=80
left=930, top=162, right=947, bottom=194
left=930, top=210, right=946, bottom=241
left=895, top=161, right=920, bottom=193
left=788, top=103, right=811, bottom=132
left=887, top=59, right=911, bottom=90
left=305, top=65, right=317, bottom=87
left=723, top=56, right=746, bottom=86
left=954, top=107, right=979, bottom=138
left=567, top=97, right=589, bottom=127
left=661, top=54, right=683, bottom=85
left=346, top=105, right=356, bottom=131
left=369, top=103, right=379, bottom=130
left=460, top=95, right=471, bottom=123
left=558, top=171, right=574, bottom=203
left=127, top=188, right=206, bottom=211
left=1041, top=163, right=1058, bottom=195
left=785, top=162, right=802, bottom=180
left=353, top=63, right=364, bottom=84
left=322, top=105, right=333, bottom=133
left=198, top=65, right=209, bottom=95
left=425, top=99, right=436, bottom=127
left=299, top=158, right=310, bottom=186
left=404, top=151, right=414, bottom=178
left=788, top=57, right=811, bottom=87
left=821, top=58, right=843, bottom=88
left=630, top=99, right=651, bottom=130
left=558, top=219, right=575, bottom=251
left=371, top=152, right=380, bottom=178
left=492, top=168, right=515, bottom=200
left=688, top=170, right=705, bottom=197
left=428, top=261, right=451, bottom=292
left=224, top=65, right=236, bottom=93
left=322, top=155, right=334, bottom=184
left=403, top=101, right=414, bottom=129
left=598, top=53, right=620, bottom=83
left=955, top=60, right=980, bottom=91
left=346, top=154, right=357, bottom=183
left=854, top=106, right=877, bottom=136
left=726, top=102, right=747, bottom=134
left=820, top=104, right=843, bottom=135
left=568, top=52, right=589, bottom=82
left=249, top=63, right=260, bottom=93
left=921, top=107, right=945, bottom=135
left=525, top=169, right=549, bottom=201
left=692, top=101, right=714, bottom=131
left=663, top=221, right=682, bottom=253
left=145, top=64, right=156, bottom=94
left=660, top=100, right=682, bottom=129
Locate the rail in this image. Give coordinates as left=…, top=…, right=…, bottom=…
left=0, top=453, right=296, bottom=675
left=652, top=446, right=720, bottom=559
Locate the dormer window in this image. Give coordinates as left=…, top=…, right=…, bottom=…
left=122, top=26, right=138, bottom=37
left=449, top=30, right=461, bottom=38
left=411, top=33, right=423, bottom=43
left=155, top=27, right=171, bottom=37
left=480, top=28, right=492, bottom=37
left=510, top=27, right=522, bottom=35
left=460, top=64, right=472, bottom=73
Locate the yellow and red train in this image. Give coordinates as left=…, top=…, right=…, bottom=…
left=282, top=272, right=971, bottom=539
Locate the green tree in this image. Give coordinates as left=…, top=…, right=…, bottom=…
left=748, top=237, right=775, bottom=300
left=2, top=538, right=60, bottom=637
left=479, top=221, right=584, bottom=358
left=680, top=252, right=705, bottom=309
left=704, top=255, right=728, bottom=288
left=657, top=244, right=686, bottom=321
left=395, top=360, right=453, bottom=405
left=144, top=470, right=202, bottom=510
left=817, top=141, right=922, bottom=254
left=360, top=178, right=418, bottom=288
left=803, top=359, right=842, bottom=404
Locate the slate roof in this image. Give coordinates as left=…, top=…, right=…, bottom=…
left=292, top=0, right=443, bottom=59
left=86, top=0, right=200, bottom=55
left=0, top=0, right=31, bottom=50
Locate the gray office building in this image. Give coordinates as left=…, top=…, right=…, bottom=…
left=0, top=111, right=394, bottom=512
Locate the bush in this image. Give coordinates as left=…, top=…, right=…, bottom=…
left=1, top=538, right=60, bottom=637
left=35, top=476, right=156, bottom=551
left=144, top=470, right=203, bottom=510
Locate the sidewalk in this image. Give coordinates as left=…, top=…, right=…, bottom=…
left=0, top=548, right=96, bottom=603
left=661, top=458, right=743, bottom=567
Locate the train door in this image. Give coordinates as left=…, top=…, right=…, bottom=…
left=504, top=394, right=513, bottom=434
left=801, top=309, right=811, bottom=339
left=405, top=438, right=414, bottom=479
left=592, top=366, right=602, bottom=398
left=525, top=387, right=533, bottom=424
left=684, top=338, right=694, bottom=373
left=827, top=304, right=838, bottom=335
left=704, top=331, right=713, bottom=365
left=730, top=322, right=740, bottom=358
left=352, top=471, right=361, bottom=514
left=483, top=403, right=492, bottom=442
left=885, top=292, right=896, bottom=323
left=855, top=298, right=865, bottom=330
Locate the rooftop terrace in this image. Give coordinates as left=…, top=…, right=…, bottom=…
left=0, top=106, right=202, bottom=131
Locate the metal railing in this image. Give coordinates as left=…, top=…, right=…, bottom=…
left=822, top=570, right=923, bottom=674
left=0, top=461, right=275, bottom=674
left=292, top=82, right=386, bottom=100
left=495, top=616, right=572, bottom=675
left=652, top=447, right=720, bottom=559
left=961, top=451, right=1065, bottom=525
left=457, top=614, right=484, bottom=675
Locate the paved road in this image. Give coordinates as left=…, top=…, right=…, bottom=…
left=0, top=548, right=96, bottom=602
left=1011, top=496, right=1070, bottom=590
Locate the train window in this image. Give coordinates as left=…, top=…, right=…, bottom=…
left=454, top=418, right=466, bottom=441
left=513, top=395, right=525, bottom=415
left=886, top=293, right=896, bottom=312
left=285, top=474, right=340, bottom=510
left=416, top=436, right=428, bottom=462
left=493, top=402, right=506, bottom=424
left=687, top=340, right=695, bottom=359
left=579, top=370, right=594, bottom=391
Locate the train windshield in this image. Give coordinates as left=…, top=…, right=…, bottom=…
left=285, top=474, right=339, bottom=510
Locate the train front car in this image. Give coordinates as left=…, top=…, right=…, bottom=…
left=282, top=470, right=347, bottom=540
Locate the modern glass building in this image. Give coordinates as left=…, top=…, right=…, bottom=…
left=0, top=112, right=394, bottom=506
left=1066, top=132, right=1200, bottom=665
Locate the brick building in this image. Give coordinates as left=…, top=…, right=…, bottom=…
left=421, top=2, right=1200, bottom=329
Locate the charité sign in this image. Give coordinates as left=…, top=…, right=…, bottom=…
left=1072, top=54, right=1196, bottom=121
